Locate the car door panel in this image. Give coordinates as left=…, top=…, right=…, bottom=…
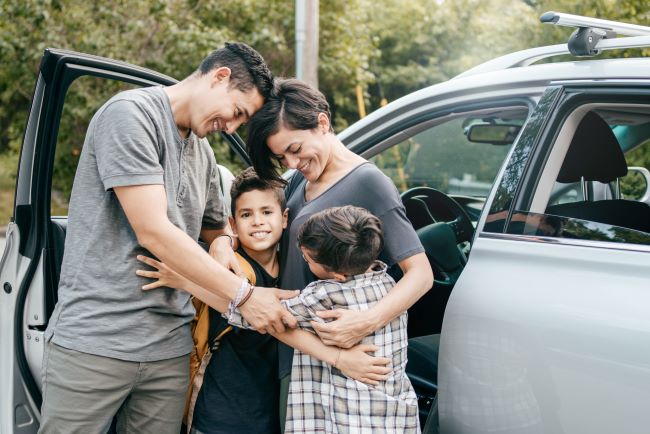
left=440, top=83, right=650, bottom=434
left=440, top=235, right=650, bottom=434
left=0, top=48, right=179, bottom=433
left=0, top=223, right=39, bottom=434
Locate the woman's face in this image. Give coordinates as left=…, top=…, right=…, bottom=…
left=266, top=124, right=331, bottom=183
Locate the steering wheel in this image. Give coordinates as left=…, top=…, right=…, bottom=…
left=401, top=187, right=474, bottom=244
left=400, top=187, right=475, bottom=337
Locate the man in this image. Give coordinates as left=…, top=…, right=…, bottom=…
left=39, top=42, right=296, bottom=434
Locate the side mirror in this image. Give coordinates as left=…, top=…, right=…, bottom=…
left=623, top=167, right=650, bottom=203
left=465, top=123, right=521, bottom=145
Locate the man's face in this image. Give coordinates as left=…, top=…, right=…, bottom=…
left=192, top=67, right=264, bottom=138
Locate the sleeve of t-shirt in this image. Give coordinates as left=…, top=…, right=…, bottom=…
left=224, top=308, right=255, bottom=330
left=378, top=205, right=425, bottom=265
left=202, top=157, right=227, bottom=230
left=281, top=281, right=337, bottom=331
left=357, top=166, right=424, bottom=265
left=93, top=99, right=164, bottom=191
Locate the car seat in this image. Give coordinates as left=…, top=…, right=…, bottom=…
left=545, top=111, right=650, bottom=233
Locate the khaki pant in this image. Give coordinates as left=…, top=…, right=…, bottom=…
left=39, top=342, right=189, bottom=434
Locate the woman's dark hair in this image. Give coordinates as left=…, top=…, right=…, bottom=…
left=246, top=78, right=332, bottom=184
left=297, top=206, right=383, bottom=276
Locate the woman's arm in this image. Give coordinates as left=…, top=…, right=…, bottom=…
left=271, top=328, right=391, bottom=385
left=312, top=252, right=433, bottom=348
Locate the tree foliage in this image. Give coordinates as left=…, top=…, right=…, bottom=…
left=0, top=0, right=649, bottom=204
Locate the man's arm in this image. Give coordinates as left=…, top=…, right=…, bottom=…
left=135, top=256, right=390, bottom=385
left=115, top=183, right=297, bottom=333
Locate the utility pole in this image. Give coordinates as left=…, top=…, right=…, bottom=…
left=295, top=0, right=319, bottom=88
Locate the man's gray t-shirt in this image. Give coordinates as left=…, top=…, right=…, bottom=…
left=278, top=162, right=424, bottom=377
left=45, top=86, right=227, bottom=362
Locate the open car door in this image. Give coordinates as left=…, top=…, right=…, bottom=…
left=0, top=49, right=248, bottom=433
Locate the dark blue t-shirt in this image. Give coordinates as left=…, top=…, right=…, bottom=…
left=193, top=249, right=280, bottom=434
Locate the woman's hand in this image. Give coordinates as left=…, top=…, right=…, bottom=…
left=208, top=235, right=242, bottom=276
left=335, top=344, right=391, bottom=385
left=136, top=255, right=192, bottom=291
left=311, top=309, right=377, bottom=349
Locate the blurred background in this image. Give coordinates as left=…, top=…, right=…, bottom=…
left=0, top=0, right=649, bottom=251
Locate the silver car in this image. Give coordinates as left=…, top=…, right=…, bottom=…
left=2, top=12, right=649, bottom=434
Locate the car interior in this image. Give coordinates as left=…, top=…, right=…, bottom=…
left=529, top=105, right=650, bottom=238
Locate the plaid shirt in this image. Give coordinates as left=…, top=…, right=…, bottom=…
left=228, top=261, right=419, bottom=433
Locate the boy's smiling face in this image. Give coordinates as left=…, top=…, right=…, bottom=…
left=230, top=189, right=288, bottom=253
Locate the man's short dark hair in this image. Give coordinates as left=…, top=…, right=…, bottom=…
left=297, top=206, right=383, bottom=276
left=230, top=167, right=286, bottom=216
left=198, top=42, right=274, bottom=100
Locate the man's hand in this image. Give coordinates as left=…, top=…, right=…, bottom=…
left=336, top=344, right=391, bottom=385
left=312, top=308, right=377, bottom=349
left=208, top=235, right=242, bottom=276
left=239, top=288, right=299, bottom=334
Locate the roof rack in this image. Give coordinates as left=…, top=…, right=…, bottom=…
left=540, top=12, right=650, bottom=37
left=455, top=11, right=650, bottom=79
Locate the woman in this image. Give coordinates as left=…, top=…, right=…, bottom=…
left=247, top=78, right=434, bottom=429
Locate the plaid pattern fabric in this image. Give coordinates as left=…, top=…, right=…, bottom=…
left=229, top=261, right=419, bottom=433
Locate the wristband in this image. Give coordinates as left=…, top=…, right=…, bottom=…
left=237, top=285, right=255, bottom=308
left=228, top=278, right=251, bottom=320
left=215, top=233, right=234, bottom=248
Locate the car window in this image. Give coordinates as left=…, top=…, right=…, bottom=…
left=507, top=104, right=650, bottom=245
left=369, top=107, right=528, bottom=199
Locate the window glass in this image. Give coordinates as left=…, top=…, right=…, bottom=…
left=621, top=138, right=650, bottom=201
left=370, top=107, right=528, bottom=200
left=504, top=105, right=650, bottom=245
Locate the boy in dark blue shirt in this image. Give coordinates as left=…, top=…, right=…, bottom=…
left=190, top=167, right=287, bottom=434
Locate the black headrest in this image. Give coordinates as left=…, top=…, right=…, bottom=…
left=557, top=111, right=627, bottom=183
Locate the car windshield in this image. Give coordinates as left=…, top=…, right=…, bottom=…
left=370, top=106, right=529, bottom=198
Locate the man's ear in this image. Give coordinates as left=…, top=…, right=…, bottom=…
left=282, top=208, right=289, bottom=229
left=229, top=215, right=237, bottom=236
left=211, top=66, right=232, bottom=87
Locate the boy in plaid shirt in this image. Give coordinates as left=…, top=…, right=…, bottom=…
left=229, top=205, right=419, bottom=433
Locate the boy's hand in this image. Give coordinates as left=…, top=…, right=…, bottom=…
left=312, top=309, right=376, bottom=348
left=209, top=236, right=242, bottom=276
left=136, top=255, right=192, bottom=290
left=336, top=344, right=391, bottom=385
left=240, top=288, right=299, bottom=334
